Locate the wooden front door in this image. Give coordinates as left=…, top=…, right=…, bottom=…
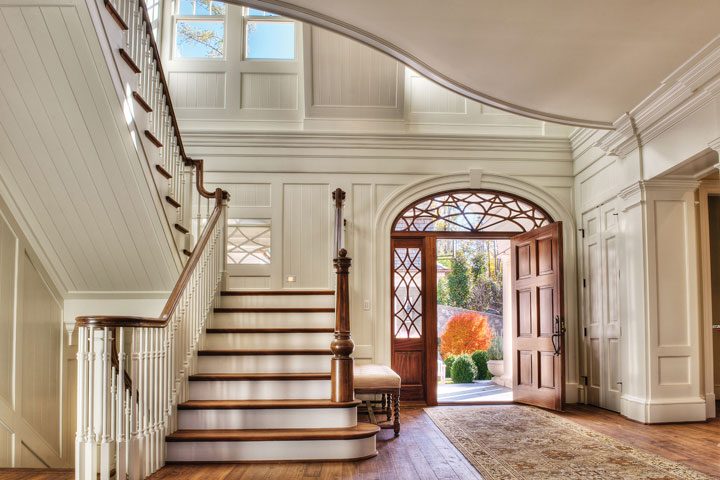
left=390, top=237, right=427, bottom=400
left=511, top=222, right=564, bottom=411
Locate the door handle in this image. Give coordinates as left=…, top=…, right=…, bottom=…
left=552, top=315, right=565, bottom=356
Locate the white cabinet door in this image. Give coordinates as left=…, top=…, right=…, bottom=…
left=581, top=202, right=622, bottom=412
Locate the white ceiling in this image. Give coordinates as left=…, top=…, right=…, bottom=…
left=233, top=0, right=720, bottom=128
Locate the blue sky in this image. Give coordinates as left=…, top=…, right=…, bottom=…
left=246, top=22, right=295, bottom=60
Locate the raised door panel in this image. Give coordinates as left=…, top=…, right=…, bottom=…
left=538, top=286, right=555, bottom=338
left=517, top=289, right=533, bottom=337
left=601, top=204, right=621, bottom=412
left=511, top=222, right=564, bottom=411
left=583, top=209, right=602, bottom=407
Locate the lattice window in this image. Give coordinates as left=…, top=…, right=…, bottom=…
left=227, top=219, right=271, bottom=265
left=393, top=247, right=423, bottom=339
left=393, top=190, right=551, bottom=233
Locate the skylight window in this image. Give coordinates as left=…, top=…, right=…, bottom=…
left=174, top=0, right=226, bottom=59
left=244, top=8, right=295, bottom=60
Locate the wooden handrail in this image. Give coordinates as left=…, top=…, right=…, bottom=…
left=77, top=188, right=226, bottom=328
left=189, top=159, right=219, bottom=199
left=330, top=189, right=354, bottom=403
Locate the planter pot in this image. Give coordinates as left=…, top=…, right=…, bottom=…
left=487, top=360, right=504, bottom=379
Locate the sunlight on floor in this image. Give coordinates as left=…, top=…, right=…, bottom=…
left=437, top=380, right=512, bottom=402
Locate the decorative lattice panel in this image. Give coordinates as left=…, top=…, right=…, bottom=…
left=226, top=219, right=271, bottom=265
left=393, top=247, right=423, bottom=339
left=393, top=191, right=551, bottom=233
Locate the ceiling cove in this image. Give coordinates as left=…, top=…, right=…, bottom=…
left=228, top=0, right=720, bottom=130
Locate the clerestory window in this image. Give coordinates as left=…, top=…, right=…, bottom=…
left=173, top=0, right=226, bottom=59
left=243, top=8, right=296, bottom=60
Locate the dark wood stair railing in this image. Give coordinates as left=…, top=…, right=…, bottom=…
left=330, top=188, right=354, bottom=403
left=75, top=187, right=228, bottom=480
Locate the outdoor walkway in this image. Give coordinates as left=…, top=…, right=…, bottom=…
left=437, top=380, right=512, bottom=402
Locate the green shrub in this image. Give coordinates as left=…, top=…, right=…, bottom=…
left=450, top=354, right=477, bottom=384
left=471, top=350, right=490, bottom=380
left=487, top=336, right=503, bottom=361
left=443, top=355, right=457, bottom=374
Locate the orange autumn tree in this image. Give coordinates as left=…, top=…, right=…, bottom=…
left=440, top=311, right=493, bottom=358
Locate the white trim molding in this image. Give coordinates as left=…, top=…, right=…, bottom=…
left=589, top=35, right=720, bottom=158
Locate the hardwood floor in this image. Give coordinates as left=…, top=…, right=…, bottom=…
left=2, top=404, right=718, bottom=479
left=152, top=406, right=482, bottom=480
left=559, top=404, right=720, bottom=478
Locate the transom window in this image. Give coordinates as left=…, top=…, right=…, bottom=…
left=393, top=190, right=551, bottom=233
left=173, top=0, right=226, bottom=59
left=243, top=7, right=295, bottom=60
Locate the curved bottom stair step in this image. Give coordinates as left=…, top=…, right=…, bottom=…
left=165, top=424, right=379, bottom=462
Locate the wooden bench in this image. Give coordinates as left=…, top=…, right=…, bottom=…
left=354, top=364, right=401, bottom=436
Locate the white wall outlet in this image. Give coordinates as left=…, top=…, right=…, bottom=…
left=362, top=300, right=370, bottom=310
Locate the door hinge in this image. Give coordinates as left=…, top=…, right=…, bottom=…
left=583, top=278, right=586, bottom=288
left=580, top=375, right=588, bottom=385
left=583, top=327, right=587, bottom=337
left=579, top=228, right=585, bottom=238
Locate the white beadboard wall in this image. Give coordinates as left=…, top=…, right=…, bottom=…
left=0, top=200, right=68, bottom=468
left=196, top=136, right=575, bottom=362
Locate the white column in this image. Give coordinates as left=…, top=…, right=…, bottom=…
left=618, top=179, right=706, bottom=423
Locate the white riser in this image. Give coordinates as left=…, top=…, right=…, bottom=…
left=166, top=437, right=376, bottom=462
left=211, top=312, right=334, bottom=329
left=220, top=295, right=334, bottom=308
left=197, top=355, right=331, bottom=374
left=189, top=380, right=330, bottom=400
left=202, top=332, right=333, bottom=350
left=178, top=407, right=357, bottom=430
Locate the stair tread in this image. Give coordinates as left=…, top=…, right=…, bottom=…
left=167, top=423, right=379, bottom=442
left=198, top=349, right=332, bottom=356
left=221, top=290, right=335, bottom=296
left=215, top=307, right=335, bottom=313
left=206, top=328, right=334, bottom=334
left=178, top=399, right=360, bottom=409
left=189, top=372, right=331, bottom=381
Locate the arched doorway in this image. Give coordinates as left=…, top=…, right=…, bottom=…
left=389, top=189, right=565, bottom=409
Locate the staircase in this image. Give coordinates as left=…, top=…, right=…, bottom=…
left=166, top=290, right=378, bottom=462
left=74, top=0, right=373, bottom=476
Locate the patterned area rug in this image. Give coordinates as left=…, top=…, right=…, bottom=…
left=425, top=405, right=712, bottom=480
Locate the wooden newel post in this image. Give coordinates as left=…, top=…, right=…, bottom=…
left=331, top=249, right=354, bottom=402
left=331, top=188, right=354, bottom=403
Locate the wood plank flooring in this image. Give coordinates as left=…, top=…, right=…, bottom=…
left=558, top=404, right=720, bottom=478
left=2, top=404, right=718, bottom=480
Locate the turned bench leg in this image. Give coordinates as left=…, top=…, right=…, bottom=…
left=392, top=391, right=400, bottom=437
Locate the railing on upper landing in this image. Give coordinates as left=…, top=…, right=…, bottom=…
left=75, top=0, right=230, bottom=478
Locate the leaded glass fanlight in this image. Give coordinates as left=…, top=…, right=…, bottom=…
left=393, top=190, right=551, bottom=233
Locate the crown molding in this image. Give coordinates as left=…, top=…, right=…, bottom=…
left=590, top=35, right=720, bottom=158
left=182, top=131, right=573, bottom=154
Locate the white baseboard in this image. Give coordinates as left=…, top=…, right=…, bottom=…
left=705, top=393, right=716, bottom=418
left=621, top=394, right=708, bottom=423
left=565, top=382, right=579, bottom=404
